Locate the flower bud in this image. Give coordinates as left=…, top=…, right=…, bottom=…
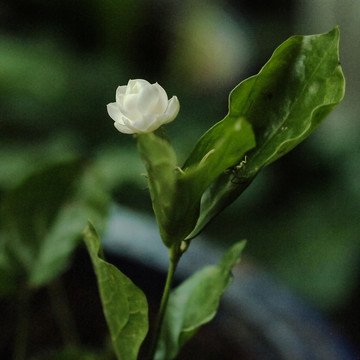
left=107, top=79, right=180, bottom=134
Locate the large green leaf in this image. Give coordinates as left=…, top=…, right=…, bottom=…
left=0, top=159, right=110, bottom=291
left=155, top=241, right=246, bottom=360
left=187, top=27, right=345, bottom=239
left=83, top=222, right=148, bottom=360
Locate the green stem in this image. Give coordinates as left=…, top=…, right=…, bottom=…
left=147, top=246, right=181, bottom=359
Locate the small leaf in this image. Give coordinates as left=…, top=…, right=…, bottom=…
left=188, top=27, right=345, bottom=239
left=155, top=241, right=246, bottom=360
left=83, top=222, right=148, bottom=360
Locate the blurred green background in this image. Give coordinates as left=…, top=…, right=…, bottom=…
left=1, top=0, right=359, bottom=337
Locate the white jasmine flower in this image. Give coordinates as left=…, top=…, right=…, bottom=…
left=107, top=79, right=180, bottom=134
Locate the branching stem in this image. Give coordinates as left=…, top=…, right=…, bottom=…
left=147, top=245, right=181, bottom=359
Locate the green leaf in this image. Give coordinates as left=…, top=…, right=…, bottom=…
left=83, top=222, right=148, bottom=360
left=155, top=241, right=246, bottom=360
left=0, top=159, right=110, bottom=291
left=182, top=116, right=255, bottom=199
left=187, top=27, right=345, bottom=239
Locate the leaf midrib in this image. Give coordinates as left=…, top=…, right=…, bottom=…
left=246, top=36, right=335, bottom=168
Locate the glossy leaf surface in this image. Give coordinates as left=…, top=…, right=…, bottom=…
left=187, top=27, right=345, bottom=239
left=83, top=222, right=148, bottom=360
left=155, top=241, right=246, bottom=360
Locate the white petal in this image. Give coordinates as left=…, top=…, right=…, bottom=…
left=107, top=102, right=122, bottom=122
left=127, top=79, right=149, bottom=94
left=116, top=85, right=127, bottom=104
left=163, top=96, right=180, bottom=124
left=153, top=82, right=169, bottom=113
left=123, top=115, right=144, bottom=133
left=137, top=83, right=160, bottom=114
left=141, top=114, right=162, bottom=132
left=126, top=79, right=137, bottom=94
left=130, top=114, right=158, bottom=134
left=114, top=121, right=134, bottom=134
left=123, top=93, right=142, bottom=120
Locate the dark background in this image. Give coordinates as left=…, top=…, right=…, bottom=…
left=0, top=0, right=359, bottom=356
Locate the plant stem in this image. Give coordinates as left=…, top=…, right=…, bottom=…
left=147, top=247, right=180, bottom=359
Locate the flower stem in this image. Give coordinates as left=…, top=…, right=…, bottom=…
left=147, top=246, right=181, bottom=359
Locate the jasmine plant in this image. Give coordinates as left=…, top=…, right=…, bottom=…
left=83, top=27, right=345, bottom=360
